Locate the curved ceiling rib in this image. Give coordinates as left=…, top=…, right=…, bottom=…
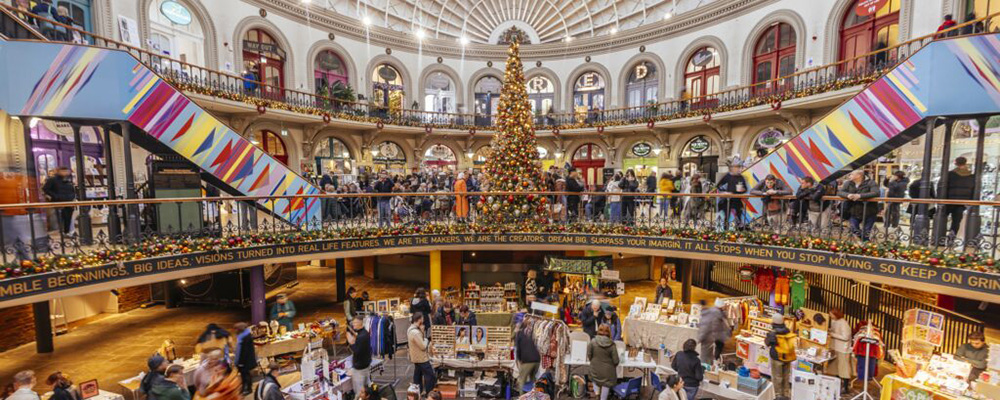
left=324, top=0, right=715, bottom=44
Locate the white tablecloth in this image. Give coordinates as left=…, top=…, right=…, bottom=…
left=45, top=390, right=123, bottom=400
left=623, top=318, right=699, bottom=352
left=699, top=381, right=775, bottom=400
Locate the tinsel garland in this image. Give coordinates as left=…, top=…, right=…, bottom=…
left=1, top=223, right=995, bottom=280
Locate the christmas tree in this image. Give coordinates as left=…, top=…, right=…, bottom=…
left=478, top=39, right=547, bottom=224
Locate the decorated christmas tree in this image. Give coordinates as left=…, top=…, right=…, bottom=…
left=478, top=39, right=547, bottom=224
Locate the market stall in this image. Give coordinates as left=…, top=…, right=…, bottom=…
left=429, top=324, right=515, bottom=397
left=623, top=296, right=699, bottom=352
left=254, top=319, right=338, bottom=359
left=281, top=343, right=386, bottom=400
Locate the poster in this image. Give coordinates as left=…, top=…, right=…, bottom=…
left=117, top=16, right=141, bottom=47
left=455, top=326, right=471, bottom=351
left=472, top=326, right=488, bottom=349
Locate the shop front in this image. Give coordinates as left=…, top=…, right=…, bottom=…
left=680, top=135, right=718, bottom=180
left=623, top=141, right=659, bottom=180
left=371, top=141, right=407, bottom=174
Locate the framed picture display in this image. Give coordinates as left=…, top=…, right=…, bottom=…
left=388, top=298, right=401, bottom=312
left=455, top=326, right=471, bottom=351
left=377, top=300, right=389, bottom=313
left=472, top=326, right=488, bottom=349
left=80, top=380, right=99, bottom=399
left=364, top=301, right=376, bottom=313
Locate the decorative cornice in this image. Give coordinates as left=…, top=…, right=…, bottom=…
left=245, top=0, right=779, bottom=61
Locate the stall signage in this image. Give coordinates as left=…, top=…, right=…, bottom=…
left=160, top=0, right=192, bottom=26
left=2, top=234, right=1000, bottom=305
left=242, top=40, right=286, bottom=60
left=544, top=255, right=612, bottom=275
left=374, top=142, right=406, bottom=163
left=631, top=142, right=653, bottom=158
left=757, top=128, right=786, bottom=149
left=601, top=269, right=620, bottom=280
left=688, top=136, right=711, bottom=154
left=855, top=0, right=889, bottom=16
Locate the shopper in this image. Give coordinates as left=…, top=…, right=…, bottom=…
left=454, top=172, right=469, bottom=223
left=45, top=372, right=77, bottom=400
left=192, top=350, right=223, bottom=396
left=433, top=302, right=456, bottom=325
left=374, top=171, right=394, bottom=227
left=410, top=288, right=433, bottom=331
left=194, top=323, right=231, bottom=359
left=884, top=171, right=909, bottom=228
left=269, top=293, right=296, bottom=331
left=607, top=174, right=623, bottom=223
left=456, top=304, right=478, bottom=326
left=696, top=298, right=731, bottom=364
left=151, top=365, right=190, bottom=400
left=750, top=174, right=792, bottom=227
left=716, top=160, right=748, bottom=230
left=514, top=322, right=541, bottom=390
left=344, top=287, right=359, bottom=322
left=621, top=170, right=639, bottom=224
left=254, top=362, right=283, bottom=400
left=658, top=375, right=686, bottom=400
left=233, top=322, right=256, bottom=395
left=140, top=354, right=169, bottom=400
left=792, top=176, right=826, bottom=228
left=943, top=156, right=975, bottom=238
left=765, top=314, right=795, bottom=400
left=346, top=315, right=372, bottom=395
left=580, top=299, right=605, bottom=338
left=566, top=169, right=584, bottom=221
left=838, top=170, right=879, bottom=241
left=671, top=339, right=703, bottom=400
left=6, top=371, right=38, bottom=400
left=408, top=313, right=436, bottom=395
left=937, top=14, right=958, bottom=37
left=653, top=277, right=673, bottom=304
left=682, top=173, right=707, bottom=222
left=658, top=172, right=675, bottom=218
left=587, top=325, right=620, bottom=400
left=42, top=166, right=76, bottom=234
left=955, top=331, right=989, bottom=382
left=828, top=309, right=853, bottom=392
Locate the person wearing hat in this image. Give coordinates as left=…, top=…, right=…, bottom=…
left=140, top=354, right=169, bottom=400
left=764, top=314, right=795, bottom=400
left=269, top=293, right=296, bottom=331
left=716, top=159, right=748, bottom=230
left=254, top=362, right=284, bottom=400
left=150, top=365, right=190, bottom=400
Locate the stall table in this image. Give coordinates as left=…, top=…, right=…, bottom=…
left=624, top=317, right=698, bottom=352
left=698, top=380, right=775, bottom=400
left=879, top=374, right=971, bottom=400
left=477, top=312, right=514, bottom=328
left=256, top=335, right=312, bottom=358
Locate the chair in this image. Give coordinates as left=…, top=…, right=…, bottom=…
left=612, top=377, right=642, bottom=400
left=570, top=330, right=590, bottom=343
left=648, top=374, right=665, bottom=400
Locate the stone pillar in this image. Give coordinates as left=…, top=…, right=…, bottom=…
left=71, top=124, right=92, bottom=245
left=249, top=265, right=266, bottom=324
left=680, top=261, right=693, bottom=304
left=430, top=250, right=442, bottom=291
left=33, top=302, right=52, bottom=353
left=965, top=116, right=990, bottom=245
left=335, top=258, right=346, bottom=303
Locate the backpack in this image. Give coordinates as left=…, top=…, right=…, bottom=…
left=774, top=331, right=797, bottom=362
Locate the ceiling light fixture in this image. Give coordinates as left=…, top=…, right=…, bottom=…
left=610, top=27, right=618, bottom=35
left=362, top=16, right=372, bottom=26
left=663, top=12, right=673, bottom=20
left=301, top=0, right=311, bottom=3
left=459, top=36, right=470, bottom=46
left=415, top=29, right=426, bottom=40
left=564, top=35, right=573, bottom=42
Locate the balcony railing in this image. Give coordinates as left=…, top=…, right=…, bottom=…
left=1, top=4, right=996, bottom=131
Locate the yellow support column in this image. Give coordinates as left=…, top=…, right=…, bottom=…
left=430, top=251, right=442, bottom=291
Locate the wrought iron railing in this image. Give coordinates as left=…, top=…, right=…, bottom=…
left=0, top=4, right=996, bottom=131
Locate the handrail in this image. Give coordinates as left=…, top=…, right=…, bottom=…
left=2, top=3, right=996, bottom=131
left=2, top=191, right=999, bottom=210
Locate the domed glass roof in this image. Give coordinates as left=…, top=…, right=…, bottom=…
left=317, top=0, right=717, bottom=44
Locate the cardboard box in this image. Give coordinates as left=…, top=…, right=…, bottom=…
left=720, top=370, right=739, bottom=389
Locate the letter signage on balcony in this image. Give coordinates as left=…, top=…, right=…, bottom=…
left=855, top=0, right=890, bottom=17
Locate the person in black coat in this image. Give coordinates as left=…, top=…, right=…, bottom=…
left=716, top=161, right=748, bottom=230
left=433, top=302, right=456, bottom=325
left=671, top=339, right=705, bottom=400
left=233, top=322, right=256, bottom=395
left=42, top=167, right=76, bottom=234
left=792, top=177, right=826, bottom=227
left=883, top=171, right=909, bottom=228
left=456, top=305, right=478, bottom=327
left=46, top=372, right=78, bottom=400
left=566, top=169, right=584, bottom=221
left=579, top=300, right=605, bottom=338
left=941, top=157, right=976, bottom=237
left=621, top=170, right=640, bottom=224
left=908, top=177, right=937, bottom=221
left=514, top=323, right=542, bottom=390
left=410, top=288, right=433, bottom=331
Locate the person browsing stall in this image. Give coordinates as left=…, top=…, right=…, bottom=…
left=269, top=293, right=296, bottom=331
left=346, top=315, right=373, bottom=395
left=955, top=331, right=989, bottom=382
left=457, top=304, right=478, bottom=327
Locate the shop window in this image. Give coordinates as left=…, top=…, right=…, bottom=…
left=243, top=28, right=286, bottom=96
left=423, top=144, right=457, bottom=171
left=251, top=130, right=288, bottom=165
left=314, top=50, right=349, bottom=96
left=626, top=62, right=658, bottom=108
left=572, top=72, right=606, bottom=112
left=840, top=0, right=900, bottom=71
left=314, top=137, right=352, bottom=176
left=572, top=143, right=607, bottom=189
left=372, top=141, right=407, bottom=173
left=147, top=0, right=205, bottom=66
left=372, top=64, right=405, bottom=111
left=526, top=76, right=555, bottom=115
left=684, top=47, right=721, bottom=108
left=752, top=23, right=797, bottom=90
left=474, top=75, right=502, bottom=125
left=423, top=72, right=456, bottom=114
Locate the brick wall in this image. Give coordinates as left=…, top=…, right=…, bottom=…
left=117, top=285, right=152, bottom=313
left=0, top=305, right=35, bottom=352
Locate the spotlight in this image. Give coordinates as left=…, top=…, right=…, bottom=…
left=652, top=147, right=662, bottom=156
left=459, top=36, right=470, bottom=46
left=179, top=279, right=188, bottom=285
left=610, top=27, right=618, bottom=35
left=362, top=16, right=372, bottom=26
left=564, top=35, right=573, bottom=42
left=470, top=252, right=476, bottom=257
left=415, top=29, right=426, bottom=40
left=663, top=12, right=673, bottom=20
left=301, top=0, right=311, bottom=3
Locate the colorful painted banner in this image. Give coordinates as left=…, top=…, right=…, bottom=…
left=744, top=34, right=1000, bottom=212
left=0, top=42, right=320, bottom=225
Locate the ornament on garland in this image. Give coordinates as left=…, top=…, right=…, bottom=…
left=256, top=104, right=266, bottom=114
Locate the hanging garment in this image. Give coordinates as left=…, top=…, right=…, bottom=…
left=789, top=273, right=807, bottom=311
left=774, top=274, right=790, bottom=306
left=755, top=268, right=775, bottom=292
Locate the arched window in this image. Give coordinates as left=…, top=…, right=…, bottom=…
left=423, top=72, right=456, bottom=114
left=372, top=64, right=405, bottom=111
left=147, top=0, right=205, bottom=66
left=840, top=0, right=900, bottom=71
left=752, top=23, right=797, bottom=88
left=314, top=137, right=352, bottom=175
left=423, top=145, right=457, bottom=171
left=250, top=130, right=288, bottom=165
left=526, top=76, right=555, bottom=115
left=573, top=72, right=606, bottom=112
left=474, top=76, right=503, bottom=125
left=314, top=50, right=349, bottom=95
left=626, top=62, right=658, bottom=108
left=965, top=1, right=998, bottom=32
left=243, top=28, right=286, bottom=94
left=572, top=143, right=607, bottom=189
left=684, top=47, right=720, bottom=105
left=680, top=135, right=719, bottom=179
left=372, top=141, right=407, bottom=173
left=750, top=127, right=790, bottom=161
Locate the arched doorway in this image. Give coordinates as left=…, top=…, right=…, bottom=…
left=680, top=136, right=719, bottom=180
left=474, top=76, right=502, bottom=126
left=572, top=143, right=607, bottom=190
left=372, top=141, right=407, bottom=174
left=314, top=50, right=349, bottom=97
left=250, top=130, right=288, bottom=165
left=147, top=0, right=205, bottom=66
left=243, top=28, right=286, bottom=97
left=314, top=137, right=353, bottom=177
left=840, top=0, right=900, bottom=71
left=424, top=72, right=456, bottom=114
left=626, top=62, right=658, bottom=108
left=684, top=47, right=721, bottom=110
left=752, top=23, right=797, bottom=92
left=372, top=64, right=405, bottom=114
left=624, top=142, right=659, bottom=180
left=423, top=145, right=458, bottom=172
